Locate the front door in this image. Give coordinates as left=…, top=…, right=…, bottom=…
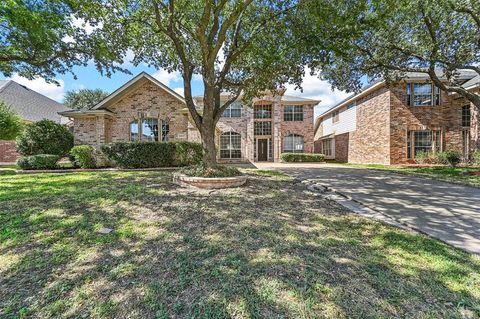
left=258, top=139, right=268, bottom=161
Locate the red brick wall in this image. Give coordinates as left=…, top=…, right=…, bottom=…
left=334, top=133, right=350, bottom=162
left=0, top=140, right=18, bottom=163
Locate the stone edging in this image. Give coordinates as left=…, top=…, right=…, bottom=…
left=173, top=173, right=247, bottom=189
left=15, top=167, right=179, bottom=174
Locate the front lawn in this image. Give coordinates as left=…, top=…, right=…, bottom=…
left=343, top=163, right=480, bottom=187
left=1, top=171, right=479, bottom=318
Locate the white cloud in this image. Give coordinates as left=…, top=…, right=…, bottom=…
left=152, top=69, right=182, bottom=86
left=285, top=68, right=350, bottom=119
left=8, top=74, right=65, bottom=102
left=174, top=87, right=185, bottom=97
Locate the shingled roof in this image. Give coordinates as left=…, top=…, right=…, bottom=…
left=0, top=80, right=69, bottom=124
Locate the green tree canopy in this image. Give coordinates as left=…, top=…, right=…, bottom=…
left=78, top=0, right=306, bottom=166
left=64, top=88, right=109, bottom=110
left=0, top=101, right=23, bottom=140
left=300, top=0, right=480, bottom=109
left=0, top=0, right=127, bottom=83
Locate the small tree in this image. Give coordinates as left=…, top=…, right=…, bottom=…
left=16, top=119, right=73, bottom=156
left=0, top=101, right=23, bottom=140
left=64, top=89, right=109, bottom=110
left=79, top=0, right=306, bottom=168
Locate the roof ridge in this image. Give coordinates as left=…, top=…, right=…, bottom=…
left=0, top=80, right=13, bottom=95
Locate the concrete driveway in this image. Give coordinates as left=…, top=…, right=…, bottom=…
left=256, top=163, right=480, bottom=255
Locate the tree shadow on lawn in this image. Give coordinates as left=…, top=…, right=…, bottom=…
left=0, top=171, right=479, bottom=318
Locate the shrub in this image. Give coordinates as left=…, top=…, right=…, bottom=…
left=473, top=150, right=480, bottom=166
left=437, top=150, right=462, bottom=168
left=0, top=101, right=23, bottom=140
left=101, top=141, right=203, bottom=168
left=180, top=164, right=242, bottom=178
left=70, top=145, right=96, bottom=168
left=414, top=151, right=438, bottom=164
left=17, top=154, right=60, bottom=170
left=280, top=153, right=325, bottom=162
left=16, top=119, right=73, bottom=156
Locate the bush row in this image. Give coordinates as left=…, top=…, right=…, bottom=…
left=281, top=153, right=325, bottom=162
left=415, top=150, right=462, bottom=167
left=17, top=154, right=60, bottom=170
left=101, top=141, right=203, bottom=168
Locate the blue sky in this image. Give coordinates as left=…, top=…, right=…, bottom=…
left=0, top=61, right=351, bottom=119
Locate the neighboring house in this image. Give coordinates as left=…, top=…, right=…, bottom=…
left=60, top=72, right=319, bottom=163
left=0, top=80, right=69, bottom=163
left=314, top=70, right=480, bottom=165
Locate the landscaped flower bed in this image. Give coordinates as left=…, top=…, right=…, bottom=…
left=174, top=164, right=247, bottom=188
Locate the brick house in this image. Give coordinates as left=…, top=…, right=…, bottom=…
left=314, top=71, right=480, bottom=165
left=61, top=72, right=319, bottom=163
left=0, top=80, right=69, bottom=163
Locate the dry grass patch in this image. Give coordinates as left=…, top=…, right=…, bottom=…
left=0, top=170, right=479, bottom=318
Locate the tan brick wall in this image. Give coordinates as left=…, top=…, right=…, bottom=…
left=73, top=117, right=97, bottom=146
left=108, top=81, right=188, bottom=143
left=0, top=140, right=18, bottom=162
left=349, top=87, right=391, bottom=164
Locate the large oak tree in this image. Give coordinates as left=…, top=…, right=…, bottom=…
left=300, top=0, right=480, bottom=109
left=79, top=0, right=306, bottom=167
left=1, top=0, right=126, bottom=82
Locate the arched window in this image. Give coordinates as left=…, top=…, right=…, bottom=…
left=142, top=118, right=159, bottom=141
left=220, top=132, right=241, bottom=159
left=161, top=119, right=170, bottom=141
left=130, top=120, right=139, bottom=141
left=283, top=134, right=304, bottom=153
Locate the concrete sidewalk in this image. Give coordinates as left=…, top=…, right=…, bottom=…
left=256, top=163, right=480, bottom=255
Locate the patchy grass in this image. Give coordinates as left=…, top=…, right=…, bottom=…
left=0, top=170, right=479, bottom=318
left=343, top=163, right=480, bottom=187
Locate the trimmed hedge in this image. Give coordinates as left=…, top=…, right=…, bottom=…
left=17, top=154, right=60, bottom=170
left=281, top=153, right=325, bottom=162
left=101, top=141, right=203, bottom=168
left=70, top=145, right=96, bottom=168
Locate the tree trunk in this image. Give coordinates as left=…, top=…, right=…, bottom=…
left=201, top=123, right=217, bottom=168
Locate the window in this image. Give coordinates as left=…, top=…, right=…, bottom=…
left=283, top=134, right=304, bottom=153
left=222, top=102, right=242, bottom=118
left=462, top=105, right=471, bottom=127
left=284, top=105, right=303, bottom=121
left=321, top=139, right=333, bottom=157
left=332, top=110, right=340, bottom=123
left=254, top=121, right=272, bottom=135
left=254, top=104, right=272, bottom=119
left=161, top=120, right=170, bottom=141
left=141, top=118, right=159, bottom=141
left=347, top=102, right=356, bottom=110
left=462, top=130, right=470, bottom=160
left=407, top=83, right=441, bottom=106
left=130, top=120, right=139, bottom=141
left=220, top=132, right=241, bottom=159
left=407, top=130, right=442, bottom=158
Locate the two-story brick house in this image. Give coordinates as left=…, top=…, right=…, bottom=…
left=314, top=71, right=480, bottom=165
left=61, top=72, right=319, bottom=163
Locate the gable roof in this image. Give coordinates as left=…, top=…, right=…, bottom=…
left=461, top=75, right=480, bottom=90
left=0, top=80, right=69, bottom=124
left=91, top=72, right=185, bottom=110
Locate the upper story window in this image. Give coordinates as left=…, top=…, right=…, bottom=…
left=462, top=105, right=471, bottom=127
left=347, top=102, right=356, bottom=110
left=254, top=104, right=272, bottom=119
left=284, top=105, right=303, bottom=121
left=222, top=102, right=242, bottom=118
left=130, top=120, right=139, bottom=141
left=407, top=83, right=441, bottom=106
left=283, top=134, right=304, bottom=153
left=254, top=121, right=272, bottom=135
left=332, top=110, right=340, bottom=123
